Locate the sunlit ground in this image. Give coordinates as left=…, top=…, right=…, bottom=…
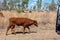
left=0, top=10, right=59, bottom=40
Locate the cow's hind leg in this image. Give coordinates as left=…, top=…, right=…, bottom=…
left=11, top=25, right=16, bottom=35
left=6, top=26, right=11, bottom=35
left=23, top=27, right=25, bottom=34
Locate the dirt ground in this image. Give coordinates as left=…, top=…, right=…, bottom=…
left=0, top=10, right=60, bottom=40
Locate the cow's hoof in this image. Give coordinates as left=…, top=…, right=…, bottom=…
left=14, top=33, right=16, bottom=35
left=6, top=34, right=8, bottom=36
left=11, top=33, right=16, bottom=35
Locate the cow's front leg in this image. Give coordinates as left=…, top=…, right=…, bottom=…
left=11, top=29, right=16, bottom=35
left=27, top=27, right=30, bottom=33
left=23, top=27, right=26, bottom=34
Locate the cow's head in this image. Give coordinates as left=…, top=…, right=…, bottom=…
left=33, top=20, right=38, bottom=27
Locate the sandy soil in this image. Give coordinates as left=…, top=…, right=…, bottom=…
left=0, top=10, right=59, bottom=40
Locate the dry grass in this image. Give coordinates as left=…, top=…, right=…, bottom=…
left=0, top=10, right=59, bottom=40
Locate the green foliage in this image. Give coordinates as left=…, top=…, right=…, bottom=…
left=0, top=0, right=57, bottom=11
left=37, top=0, right=42, bottom=10
left=33, top=6, right=36, bottom=10
left=12, top=0, right=20, bottom=4
left=44, top=3, right=49, bottom=10
left=49, top=0, right=56, bottom=11
left=18, top=4, right=21, bottom=10
left=1, top=0, right=9, bottom=10
left=22, top=0, right=29, bottom=10
left=58, top=0, right=60, bottom=3
left=8, top=0, right=14, bottom=10
left=2, top=0, right=7, bottom=7
left=58, top=0, right=60, bottom=5
left=23, top=0, right=28, bottom=4
left=38, top=4, right=41, bottom=8
left=0, top=3, right=3, bottom=9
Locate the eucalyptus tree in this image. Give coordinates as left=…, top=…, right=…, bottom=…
left=0, top=2, right=3, bottom=10
left=33, top=6, right=36, bottom=11
left=49, top=0, right=56, bottom=11
left=37, top=0, right=42, bottom=11
left=22, top=0, right=29, bottom=10
left=2, top=0, right=7, bottom=7
left=2, top=0, right=8, bottom=10
left=8, top=0, right=14, bottom=10
left=12, top=0, right=21, bottom=10
left=17, top=0, right=20, bottom=10
left=58, top=0, right=60, bottom=4
left=44, top=3, right=49, bottom=11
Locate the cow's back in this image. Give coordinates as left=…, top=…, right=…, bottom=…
left=9, top=17, right=34, bottom=25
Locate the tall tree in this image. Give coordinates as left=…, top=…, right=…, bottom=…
left=37, top=0, right=42, bottom=11
left=49, top=0, right=56, bottom=11
left=0, top=2, right=3, bottom=10
left=8, top=0, right=14, bottom=10
left=12, top=0, right=21, bottom=10
left=2, top=0, right=7, bottom=10
left=33, top=6, right=36, bottom=10
left=17, top=0, right=21, bottom=10
left=2, top=0, right=7, bottom=7
left=58, top=0, right=60, bottom=4
left=44, top=3, right=49, bottom=11
left=22, top=0, right=29, bottom=10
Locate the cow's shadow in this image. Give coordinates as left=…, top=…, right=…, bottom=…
left=15, top=31, right=37, bottom=34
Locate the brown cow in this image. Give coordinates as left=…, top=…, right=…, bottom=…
left=6, top=17, right=38, bottom=35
